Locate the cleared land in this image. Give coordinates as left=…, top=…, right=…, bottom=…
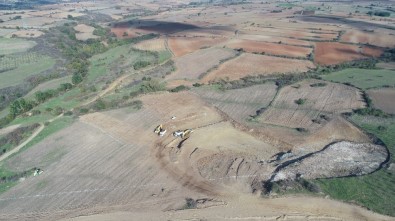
left=314, top=42, right=383, bottom=66
left=258, top=80, right=365, bottom=129
left=341, top=29, right=395, bottom=48
left=168, top=36, right=228, bottom=57
left=74, top=24, right=99, bottom=41
left=225, top=39, right=313, bottom=58
left=193, top=83, right=278, bottom=123
left=202, top=53, right=315, bottom=83
left=168, top=47, right=236, bottom=80
left=367, top=89, right=395, bottom=114
left=322, top=68, right=395, bottom=89
left=0, top=38, right=36, bottom=55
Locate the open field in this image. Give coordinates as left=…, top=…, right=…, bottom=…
left=168, top=47, right=237, bottom=80
left=193, top=83, right=278, bottom=123
left=258, top=80, right=365, bottom=130
left=25, top=76, right=72, bottom=99
left=367, top=89, right=395, bottom=114
left=168, top=36, right=228, bottom=57
left=0, top=55, right=56, bottom=89
left=225, top=39, right=313, bottom=58
left=202, top=53, right=315, bottom=83
left=74, top=24, right=99, bottom=41
left=0, top=38, right=36, bottom=55
left=322, top=68, right=395, bottom=89
left=314, top=42, right=383, bottom=65
left=341, top=29, right=395, bottom=48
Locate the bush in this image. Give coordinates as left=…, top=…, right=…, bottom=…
left=310, top=82, right=327, bottom=87
left=170, top=85, right=189, bottom=93
left=94, top=99, right=106, bottom=110
left=192, top=83, right=202, bottom=87
left=184, top=198, right=197, bottom=209
left=296, top=127, right=308, bottom=133
left=295, top=98, right=306, bottom=105
left=52, top=106, right=63, bottom=116
left=378, top=125, right=387, bottom=131
left=133, top=61, right=151, bottom=70
left=354, top=108, right=389, bottom=118
left=139, top=79, right=165, bottom=93
left=79, top=108, right=89, bottom=114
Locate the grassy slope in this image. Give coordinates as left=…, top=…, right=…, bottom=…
left=0, top=56, right=56, bottom=89
left=322, top=68, right=395, bottom=89
left=0, top=37, right=36, bottom=55
left=25, top=76, right=72, bottom=99
left=315, top=115, right=395, bottom=216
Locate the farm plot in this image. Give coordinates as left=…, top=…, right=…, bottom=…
left=0, top=54, right=56, bottom=89
left=202, top=53, right=315, bottom=83
left=322, top=68, right=395, bottom=89
left=74, top=24, right=99, bottom=41
left=240, top=27, right=339, bottom=41
left=168, top=36, right=228, bottom=57
left=367, top=89, right=395, bottom=114
left=314, top=42, right=383, bottom=66
left=238, top=34, right=313, bottom=47
left=133, top=37, right=166, bottom=51
left=193, top=83, right=278, bottom=123
left=225, top=39, right=313, bottom=58
left=0, top=38, right=36, bottom=55
left=258, top=80, right=365, bottom=130
left=5, top=30, right=44, bottom=38
left=167, top=47, right=237, bottom=80
left=341, top=29, right=395, bottom=48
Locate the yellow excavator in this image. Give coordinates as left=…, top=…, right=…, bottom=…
left=173, top=129, right=193, bottom=139
left=154, top=124, right=167, bottom=136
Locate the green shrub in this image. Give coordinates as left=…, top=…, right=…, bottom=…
left=295, top=98, right=306, bottom=105
left=133, top=61, right=151, bottom=70
left=139, top=79, right=165, bottom=93
left=310, top=82, right=327, bottom=87
left=170, top=85, right=189, bottom=93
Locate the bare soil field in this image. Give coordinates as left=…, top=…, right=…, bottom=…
left=238, top=34, right=313, bottom=47
left=225, top=39, right=313, bottom=58
left=202, top=53, right=315, bottom=83
left=241, top=27, right=339, bottom=41
left=314, top=42, right=383, bottom=65
left=258, top=79, right=365, bottom=130
left=341, top=29, right=395, bottom=48
left=367, top=88, right=395, bottom=114
left=6, top=30, right=44, bottom=38
left=193, top=83, right=278, bottom=123
left=133, top=37, right=166, bottom=51
left=168, top=47, right=237, bottom=80
left=168, top=36, right=228, bottom=57
left=74, top=24, right=99, bottom=41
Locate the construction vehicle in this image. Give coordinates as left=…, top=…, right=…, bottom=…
left=173, top=129, right=193, bottom=139
left=154, top=124, right=167, bottom=137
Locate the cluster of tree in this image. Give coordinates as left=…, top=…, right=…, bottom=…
left=367, top=11, right=391, bottom=17
left=0, top=123, right=40, bottom=155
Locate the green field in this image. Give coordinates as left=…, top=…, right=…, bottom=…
left=315, top=115, right=395, bottom=216
left=322, top=68, right=395, bottom=89
left=0, top=55, right=56, bottom=89
left=0, top=37, right=37, bottom=55
left=25, top=76, right=72, bottom=99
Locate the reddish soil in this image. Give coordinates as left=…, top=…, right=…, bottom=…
left=314, top=42, right=382, bottom=66
left=226, top=39, right=312, bottom=58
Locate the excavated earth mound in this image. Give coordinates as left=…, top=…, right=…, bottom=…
left=273, top=141, right=388, bottom=181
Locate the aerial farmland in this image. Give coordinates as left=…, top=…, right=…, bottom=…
left=0, top=0, right=394, bottom=220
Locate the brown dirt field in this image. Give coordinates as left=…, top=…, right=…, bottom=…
left=61, top=195, right=394, bottom=221
left=168, top=47, right=237, bottom=80
left=367, top=88, right=395, bottom=114
left=341, top=29, right=395, bottom=48
left=258, top=79, right=365, bottom=130
left=133, top=37, right=166, bottom=51
left=314, top=42, right=383, bottom=66
left=110, top=27, right=151, bottom=39
left=241, top=27, right=339, bottom=41
left=168, top=36, right=228, bottom=57
left=225, top=39, right=313, bottom=58
left=202, top=53, right=315, bottom=83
